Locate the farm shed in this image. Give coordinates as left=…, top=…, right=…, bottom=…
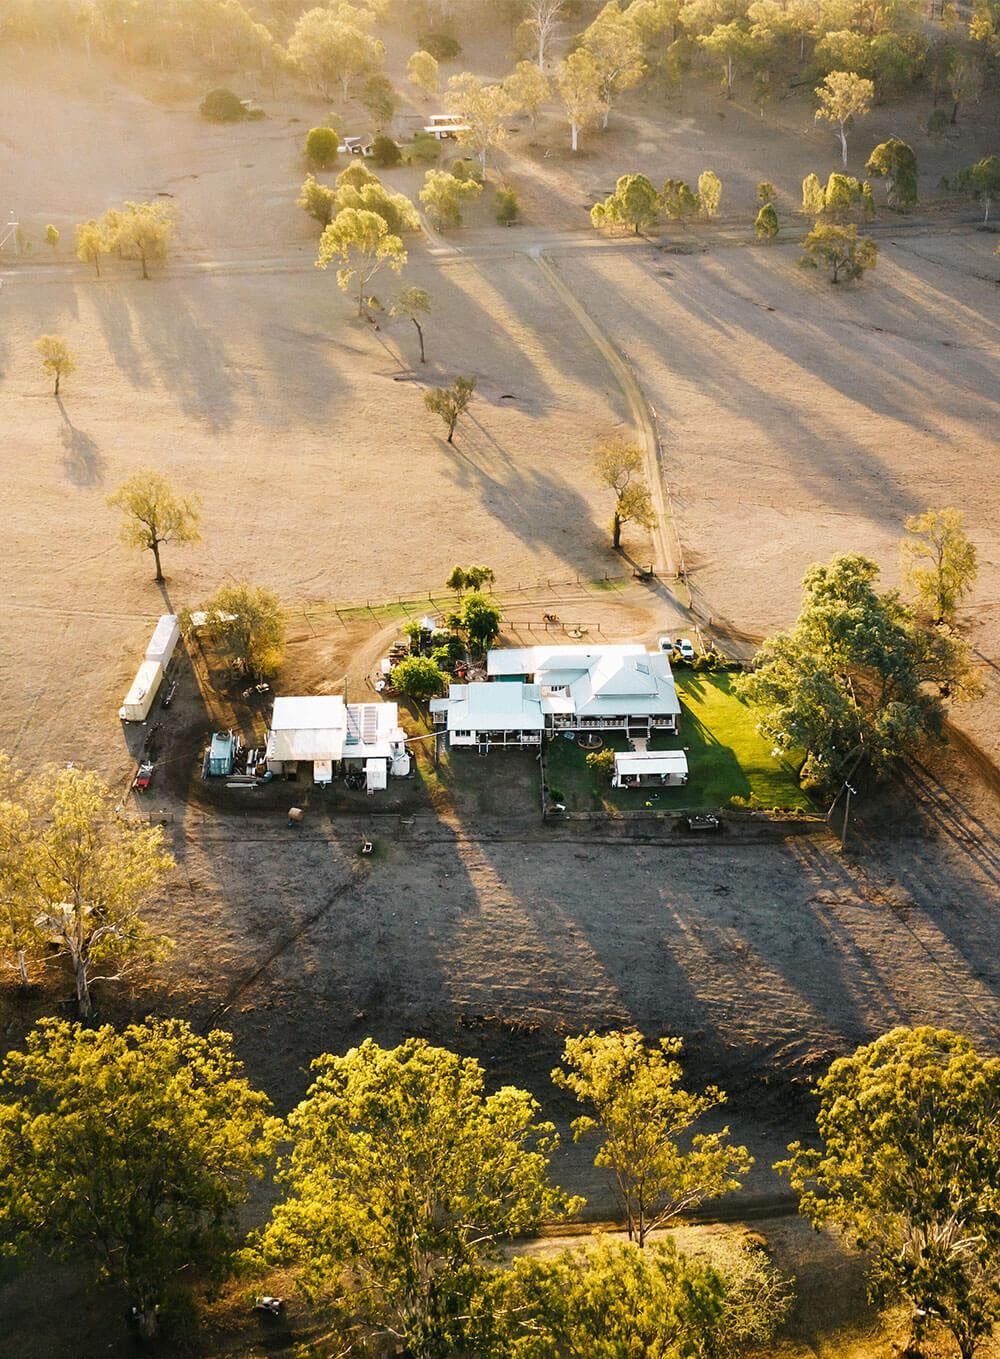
left=265, top=695, right=407, bottom=787
left=612, top=750, right=689, bottom=787
left=119, top=661, right=163, bottom=722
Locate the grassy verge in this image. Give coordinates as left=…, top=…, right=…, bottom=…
left=544, top=671, right=811, bottom=814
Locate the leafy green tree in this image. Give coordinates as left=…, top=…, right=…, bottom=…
left=594, top=441, right=657, bottom=550
left=34, top=334, right=75, bottom=396
left=757, top=179, right=777, bottom=203
left=288, top=7, right=383, bottom=100
left=0, top=755, right=35, bottom=987
left=503, top=59, right=550, bottom=126
left=866, top=138, right=917, bottom=209
left=556, top=48, right=605, bottom=151
left=447, top=73, right=515, bottom=174
left=104, top=200, right=176, bottom=280
left=424, top=374, right=476, bottom=442
left=108, top=469, right=201, bottom=582
left=591, top=173, right=659, bottom=234
left=479, top=1237, right=725, bottom=1358
left=361, top=72, right=396, bottom=127
left=814, top=71, right=874, bottom=166
left=699, top=19, right=755, bottom=97
left=260, top=1038, right=577, bottom=1356
left=44, top=223, right=59, bottom=247
left=407, top=47, right=439, bottom=96
left=0, top=1017, right=276, bottom=1338
left=552, top=1030, right=752, bottom=1247
left=660, top=177, right=700, bottom=224
left=334, top=177, right=420, bottom=236
left=496, top=186, right=520, bottom=225
left=870, top=31, right=927, bottom=97
left=446, top=564, right=495, bottom=599
left=698, top=168, right=722, bottom=218
left=954, top=155, right=1000, bottom=224
left=734, top=554, right=975, bottom=783
left=802, top=171, right=826, bottom=215
left=901, top=507, right=978, bottom=625
left=390, top=285, right=431, bottom=363
left=305, top=124, right=339, bottom=168
left=581, top=1, right=646, bottom=127
left=317, top=207, right=406, bottom=319
left=200, top=87, right=245, bottom=121
left=75, top=218, right=110, bottom=276
left=420, top=169, right=483, bottom=228
left=391, top=654, right=448, bottom=700
left=755, top=202, right=779, bottom=240
left=370, top=132, right=401, bottom=167
left=800, top=222, right=877, bottom=282
left=298, top=172, right=338, bottom=226
left=200, top=580, right=285, bottom=680
left=0, top=765, right=172, bottom=1016
left=460, top=592, right=502, bottom=654
left=779, top=1028, right=1000, bottom=1359
left=814, top=28, right=872, bottom=78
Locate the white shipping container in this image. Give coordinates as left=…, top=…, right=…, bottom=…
left=119, top=661, right=164, bottom=722
left=145, top=614, right=180, bottom=667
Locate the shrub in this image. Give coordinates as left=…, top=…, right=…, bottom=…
left=200, top=87, right=244, bottom=122
left=305, top=126, right=339, bottom=169
left=44, top=224, right=59, bottom=247
left=419, top=31, right=461, bottom=60
left=496, top=187, right=519, bottom=225
left=407, top=132, right=441, bottom=164
left=371, top=134, right=402, bottom=168
left=586, top=748, right=616, bottom=779
left=926, top=107, right=949, bottom=136
left=451, top=157, right=482, bottom=183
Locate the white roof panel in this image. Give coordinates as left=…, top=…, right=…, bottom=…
left=271, top=695, right=345, bottom=730
left=614, top=751, right=689, bottom=777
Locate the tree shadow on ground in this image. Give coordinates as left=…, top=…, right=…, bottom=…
left=56, top=397, right=104, bottom=486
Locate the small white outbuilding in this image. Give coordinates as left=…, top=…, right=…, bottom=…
left=612, top=750, right=689, bottom=787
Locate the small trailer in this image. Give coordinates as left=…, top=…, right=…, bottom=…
left=120, top=661, right=164, bottom=722
left=133, top=761, right=155, bottom=792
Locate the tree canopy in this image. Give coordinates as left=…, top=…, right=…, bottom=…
left=446, top=73, right=515, bottom=172
left=420, top=169, right=483, bottom=229
left=200, top=580, right=286, bottom=680
left=591, top=173, right=659, bottom=234
left=594, top=441, right=657, bottom=551
left=459, top=592, right=502, bottom=654
left=316, top=206, right=406, bottom=319
left=556, top=48, right=605, bottom=151
left=901, top=507, right=978, bottom=626
left=866, top=137, right=918, bottom=209
left=552, top=1030, right=752, bottom=1246
left=779, top=1028, right=1000, bottom=1359
left=0, top=1018, right=275, bottom=1337
left=0, top=762, right=172, bottom=1014
left=734, top=553, right=974, bottom=785
left=107, top=469, right=201, bottom=582
left=33, top=334, right=75, bottom=396
left=390, top=654, right=448, bottom=700
left=800, top=222, right=877, bottom=282
left=424, top=374, right=476, bottom=442
left=814, top=70, right=874, bottom=166
left=260, top=1038, right=577, bottom=1356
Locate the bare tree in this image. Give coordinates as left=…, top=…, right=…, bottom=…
left=524, top=0, right=566, bottom=69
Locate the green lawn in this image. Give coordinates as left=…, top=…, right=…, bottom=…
left=544, top=671, right=811, bottom=814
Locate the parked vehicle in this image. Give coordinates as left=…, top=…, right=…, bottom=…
left=675, top=638, right=696, bottom=661
left=339, top=136, right=374, bottom=156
